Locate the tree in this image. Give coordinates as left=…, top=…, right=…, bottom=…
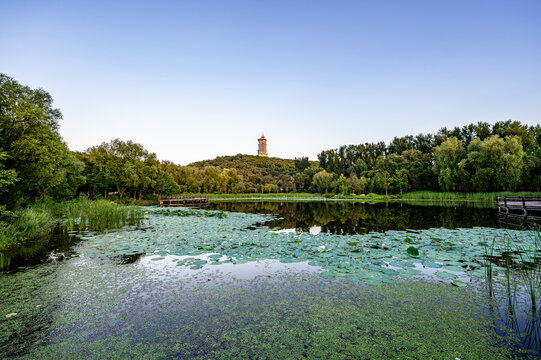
left=347, top=174, right=367, bottom=195
left=313, top=170, right=333, bottom=194
left=0, top=74, right=71, bottom=206
left=333, top=174, right=348, bottom=195
left=372, top=170, right=392, bottom=196
left=433, top=137, right=466, bottom=191
left=201, top=166, right=222, bottom=193
left=294, top=157, right=311, bottom=171
left=463, top=135, right=524, bottom=191
left=155, top=172, right=180, bottom=196
left=50, top=151, right=86, bottom=199
left=0, top=150, right=17, bottom=196
left=86, top=139, right=155, bottom=200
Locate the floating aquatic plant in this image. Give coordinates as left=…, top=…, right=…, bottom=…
left=73, top=207, right=540, bottom=288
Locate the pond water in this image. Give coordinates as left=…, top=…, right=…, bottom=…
left=1, top=201, right=540, bottom=359
left=207, top=200, right=512, bottom=234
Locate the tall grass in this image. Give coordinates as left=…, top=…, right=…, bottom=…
left=59, top=199, right=144, bottom=232
left=503, top=235, right=517, bottom=312
left=0, top=199, right=144, bottom=252
left=401, top=199, right=496, bottom=208
left=482, top=237, right=496, bottom=297
left=0, top=202, right=56, bottom=251
left=483, top=228, right=541, bottom=313
left=516, top=230, right=541, bottom=311
left=402, top=191, right=540, bottom=201
left=205, top=192, right=323, bottom=199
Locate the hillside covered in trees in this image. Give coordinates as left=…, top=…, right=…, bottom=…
left=1, top=73, right=540, bottom=211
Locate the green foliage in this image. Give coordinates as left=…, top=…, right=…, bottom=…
left=0, top=74, right=80, bottom=206
left=312, top=170, right=333, bottom=194
left=401, top=190, right=541, bottom=201
left=0, top=200, right=143, bottom=251
left=85, top=139, right=158, bottom=199
left=461, top=135, right=524, bottom=191
left=3, top=73, right=540, bottom=201
left=59, top=199, right=144, bottom=232
left=190, top=154, right=315, bottom=171
left=0, top=202, right=56, bottom=251
left=433, top=137, right=466, bottom=191
left=319, top=120, right=540, bottom=194
left=0, top=149, right=17, bottom=195
left=294, top=156, right=311, bottom=171
left=406, top=246, right=419, bottom=257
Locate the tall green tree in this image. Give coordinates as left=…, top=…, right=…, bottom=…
left=433, top=137, right=466, bottom=192
left=0, top=74, right=75, bottom=206
left=86, top=139, right=156, bottom=200
left=462, top=135, right=524, bottom=191
left=313, top=170, right=333, bottom=194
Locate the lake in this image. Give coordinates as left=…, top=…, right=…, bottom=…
left=1, top=201, right=539, bottom=359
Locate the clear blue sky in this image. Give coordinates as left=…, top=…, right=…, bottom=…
left=1, top=0, right=540, bottom=164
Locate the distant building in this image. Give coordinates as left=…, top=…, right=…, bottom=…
left=258, top=133, right=268, bottom=157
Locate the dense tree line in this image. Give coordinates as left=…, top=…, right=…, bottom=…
left=1, top=73, right=539, bottom=210
left=317, top=121, right=541, bottom=194
left=0, top=75, right=323, bottom=207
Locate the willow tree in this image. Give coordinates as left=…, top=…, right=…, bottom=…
left=433, top=137, right=466, bottom=192
left=463, top=135, right=524, bottom=191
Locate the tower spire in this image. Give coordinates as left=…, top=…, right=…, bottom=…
left=258, top=133, right=268, bottom=157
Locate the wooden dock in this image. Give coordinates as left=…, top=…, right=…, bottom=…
left=157, top=195, right=209, bottom=207
left=497, top=196, right=541, bottom=221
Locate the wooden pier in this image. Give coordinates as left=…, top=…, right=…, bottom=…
left=157, top=195, right=209, bottom=207
left=497, top=196, right=541, bottom=221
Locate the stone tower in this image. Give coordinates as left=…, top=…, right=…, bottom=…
left=258, top=133, right=268, bottom=157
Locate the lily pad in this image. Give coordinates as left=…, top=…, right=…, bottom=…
left=407, top=246, right=419, bottom=257
left=451, top=280, right=467, bottom=287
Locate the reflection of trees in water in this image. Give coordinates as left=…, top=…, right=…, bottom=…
left=209, top=201, right=505, bottom=234
left=1, top=228, right=76, bottom=270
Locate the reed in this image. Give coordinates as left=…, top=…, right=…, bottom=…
left=516, top=229, right=541, bottom=312
left=0, top=199, right=144, bottom=252
left=0, top=202, right=56, bottom=251
left=58, top=199, right=144, bottom=232
left=401, top=191, right=540, bottom=201
left=482, top=236, right=496, bottom=297
left=503, top=234, right=517, bottom=312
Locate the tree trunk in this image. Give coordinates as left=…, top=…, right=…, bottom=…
left=118, top=186, right=126, bottom=200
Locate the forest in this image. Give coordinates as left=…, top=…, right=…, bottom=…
left=318, top=121, right=541, bottom=195
left=1, top=73, right=540, bottom=213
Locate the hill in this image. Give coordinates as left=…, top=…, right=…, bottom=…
left=188, top=154, right=318, bottom=171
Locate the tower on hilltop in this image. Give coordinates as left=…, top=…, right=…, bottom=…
left=257, top=133, right=268, bottom=157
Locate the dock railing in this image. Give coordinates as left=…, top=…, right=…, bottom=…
left=497, top=196, right=541, bottom=221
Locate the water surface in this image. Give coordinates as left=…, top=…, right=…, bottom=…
left=1, top=201, right=539, bottom=359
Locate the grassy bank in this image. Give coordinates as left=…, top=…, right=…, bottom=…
left=186, top=193, right=394, bottom=201
left=401, top=191, right=540, bottom=201
left=122, top=190, right=538, bottom=204
left=0, top=200, right=144, bottom=252
left=206, top=192, right=322, bottom=199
